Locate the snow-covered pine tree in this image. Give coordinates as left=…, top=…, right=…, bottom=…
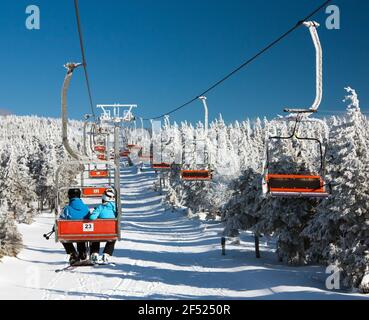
left=303, top=88, right=369, bottom=291
left=223, top=168, right=263, bottom=237
left=0, top=201, right=23, bottom=259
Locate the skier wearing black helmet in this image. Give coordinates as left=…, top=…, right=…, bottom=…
left=60, top=188, right=90, bottom=265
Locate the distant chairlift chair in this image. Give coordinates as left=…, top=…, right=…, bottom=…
left=181, top=96, right=213, bottom=182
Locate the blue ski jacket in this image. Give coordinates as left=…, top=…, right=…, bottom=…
left=60, top=198, right=90, bottom=220
left=89, top=202, right=117, bottom=220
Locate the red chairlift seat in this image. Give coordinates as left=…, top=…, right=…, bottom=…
left=138, top=151, right=153, bottom=160
left=127, top=144, right=142, bottom=150
left=120, top=151, right=131, bottom=157
left=97, top=154, right=107, bottom=161
left=56, top=219, right=119, bottom=242
left=89, top=170, right=109, bottom=178
left=181, top=170, right=212, bottom=181
left=152, top=163, right=171, bottom=170
left=139, top=155, right=153, bottom=161
left=266, top=174, right=329, bottom=198
left=82, top=187, right=107, bottom=198
left=94, top=146, right=106, bottom=153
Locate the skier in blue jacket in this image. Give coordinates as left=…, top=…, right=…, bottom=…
left=60, top=189, right=90, bottom=220
left=90, top=188, right=117, bottom=264
left=60, top=188, right=90, bottom=265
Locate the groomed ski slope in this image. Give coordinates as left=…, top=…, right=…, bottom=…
left=0, top=166, right=368, bottom=300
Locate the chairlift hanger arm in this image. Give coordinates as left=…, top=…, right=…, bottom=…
left=269, top=118, right=300, bottom=141
left=61, top=64, right=111, bottom=167
left=62, top=63, right=85, bottom=161
left=284, top=21, right=322, bottom=114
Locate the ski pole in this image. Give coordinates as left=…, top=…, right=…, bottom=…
left=43, top=226, right=55, bottom=240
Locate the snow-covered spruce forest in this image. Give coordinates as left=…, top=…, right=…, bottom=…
left=1, top=87, right=369, bottom=292
left=0, top=116, right=83, bottom=259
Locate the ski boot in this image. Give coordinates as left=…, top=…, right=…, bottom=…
left=79, top=252, right=88, bottom=262
left=102, top=253, right=111, bottom=264
left=91, top=253, right=100, bottom=264
left=69, top=253, right=80, bottom=266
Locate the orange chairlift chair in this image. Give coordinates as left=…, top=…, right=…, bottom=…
left=181, top=169, right=212, bottom=181
left=138, top=144, right=153, bottom=161
left=55, top=171, right=121, bottom=243
left=94, top=145, right=106, bottom=153
left=262, top=115, right=330, bottom=198
left=139, top=153, right=153, bottom=162
left=152, top=162, right=171, bottom=170
left=89, top=170, right=109, bottom=179
left=88, top=141, right=110, bottom=178
left=135, top=118, right=152, bottom=161
left=83, top=120, right=110, bottom=176
left=90, top=123, right=108, bottom=153
left=262, top=21, right=330, bottom=198
left=89, top=152, right=109, bottom=179
left=181, top=96, right=213, bottom=182
left=151, top=137, right=172, bottom=171
left=127, top=144, right=142, bottom=151
left=54, top=161, right=122, bottom=243
left=120, top=150, right=131, bottom=157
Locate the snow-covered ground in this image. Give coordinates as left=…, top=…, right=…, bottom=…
left=0, top=166, right=368, bottom=300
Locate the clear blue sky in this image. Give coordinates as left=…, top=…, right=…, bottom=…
left=0, top=0, right=368, bottom=124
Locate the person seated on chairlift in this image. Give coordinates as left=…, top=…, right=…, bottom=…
left=60, top=188, right=90, bottom=265
left=89, top=188, right=117, bottom=264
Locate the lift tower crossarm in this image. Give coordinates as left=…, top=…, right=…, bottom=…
left=97, top=104, right=137, bottom=123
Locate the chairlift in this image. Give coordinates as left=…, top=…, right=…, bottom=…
left=138, top=148, right=153, bottom=161
left=139, top=154, right=153, bottom=161
left=82, top=187, right=108, bottom=198
left=262, top=116, right=330, bottom=198
left=262, top=21, right=330, bottom=199
left=97, top=154, right=107, bottom=161
left=181, top=170, right=212, bottom=181
left=180, top=96, right=213, bottom=182
left=265, top=174, right=328, bottom=198
left=120, top=150, right=131, bottom=157
left=94, top=145, right=106, bottom=153
left=57, top=219, right=119, bottom=242
left=50, top=63, right=122, bottom=244
left=127, top=144, right=142, bottom=151
left=89, top=170, right=109, bottom=178
left=56, top=185, right=119, bottom=242
left=152, top=163, right=171, bottom=170
left=151, top=118, right=173, bottom=171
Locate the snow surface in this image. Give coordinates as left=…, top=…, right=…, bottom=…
left=0, top=166, right=368, bottom=300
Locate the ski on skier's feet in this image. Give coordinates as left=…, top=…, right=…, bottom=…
left=93, top=262, right=116, bottom=267
left=55, top=260, right=95, bottom=273
left=55, top=265, right=77, bottom=273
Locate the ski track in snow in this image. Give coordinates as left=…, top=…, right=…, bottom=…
left=1, top=165, right=369, bottom=300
